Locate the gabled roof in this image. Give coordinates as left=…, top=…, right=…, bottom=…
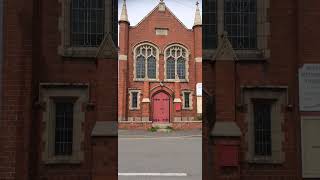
left=131, top=2, right=190, bottom=30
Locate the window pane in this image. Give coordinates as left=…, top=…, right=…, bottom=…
left=224, top=0, right=257, bottom=49
left=136, top=56, right=145, bottom=79
left=71, top=0, right=105, bottom=47
left=253, top=101, right=272, bottom=156
left=177, top=57, right=186, bottom=79
left=147, top=56, right=156, bottom=79
left=132, top=92, right=138, bottom=108
left=203, top=0, right=217, bottom=49
left=166, top=57, right=175, bottom=79
left=55, top=102, right=74, bottom=156
left=184, top=92, right=190, bottom=108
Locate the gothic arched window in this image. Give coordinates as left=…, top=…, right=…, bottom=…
left=134, top=44, right=158, bottom=80
left=165, top=45, right=188, bottom=80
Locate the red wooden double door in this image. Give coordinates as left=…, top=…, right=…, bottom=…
left=152, top=92, right=170, bottom=123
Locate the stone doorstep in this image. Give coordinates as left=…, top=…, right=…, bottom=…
left=152, top=123, right=172, bottom=129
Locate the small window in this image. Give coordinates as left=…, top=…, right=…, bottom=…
left=71, top=0, right=105, bottom=47
left=54, top=101, right=74, bottom=156
left=182, top=91, right=192, bottom=110
left=253, top=100, right=272, bottom=156
left=129, top=90, right=141, bottom=110
left=184, top=92, right=190, bottom=108
left=131, top=92, right=138, bottom=108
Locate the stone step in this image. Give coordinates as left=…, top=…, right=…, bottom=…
left=152, top=123, right=172, bottom=129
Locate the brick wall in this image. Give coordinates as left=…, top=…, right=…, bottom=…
left=0, top=0, right=118, bottom=179
left=203, top=0, right=304, bottom=179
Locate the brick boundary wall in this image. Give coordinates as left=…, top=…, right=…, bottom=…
left=118, top=122, right=202, bottom=130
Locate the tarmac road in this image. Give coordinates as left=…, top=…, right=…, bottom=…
left=118, top=130, right=202, bottom=180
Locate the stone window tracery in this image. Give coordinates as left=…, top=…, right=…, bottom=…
left=165, top=45, right=189, bottom=81
left=134, top=44, right=159, bottom=81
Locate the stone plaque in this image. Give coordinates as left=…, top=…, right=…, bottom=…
left=299, top=64, right=320, bottom=111
left=155, top=28, right=168, bottom=36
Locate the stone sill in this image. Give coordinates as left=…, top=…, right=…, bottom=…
left=173, top=121, right=202, bottom=123
left=44, top=159, right=82, bottom=165
left=247, top=159, right=284, bottom=164
left=119, top=121, right=153, bottom=123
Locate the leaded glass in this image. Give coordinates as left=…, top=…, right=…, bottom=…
left=166, top=57, right=175, bottom=79
left=136, top=56, right=145, bottom=79
left=203, top=0, right=217, bottom=49
left=71, top=0, right=105, bottom=47
left=135, top=45, right=158, bottom=80
left=55, top=102, right=74, bottom=156
left=165, top=46, right=187, bottom=80
left=177, top=57, right=186, bottom=79
left=147, top=56, right=156, bottom=79
left=224, top=0, right=257, bottom=49
left=132, top=92, right=138, bottom=108
left=253, top=101, right=272, bottom=156
left=184, top=92, right=190, bottom=108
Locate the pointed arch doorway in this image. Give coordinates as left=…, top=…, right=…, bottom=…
left=152, top=92, right=170, bottom=123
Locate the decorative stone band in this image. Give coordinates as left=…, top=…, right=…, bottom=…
left=119, top=54, right=128, bottom=61
left=195, top=57, right=202, bottom=63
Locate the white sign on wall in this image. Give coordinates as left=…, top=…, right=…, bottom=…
left=196, top=83, right=202, bottom=97
left=299, top=64, right=320, bottom=111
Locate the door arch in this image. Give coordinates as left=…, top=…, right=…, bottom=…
left=152, top=92, right=170, bottom=123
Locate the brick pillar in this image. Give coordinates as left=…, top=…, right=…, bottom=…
left=118, top=20, right=129, bottom=122
left=193, top=24, right=202, bottom=117
left=141, top=80, right=150, bottom=121
left=91, top=122, right=118, bottom=180
left=0, top=0, right=34, bottom=179
left=173, top=80, right=182, bottom=122
left=211, top=34, right=241, bottom=180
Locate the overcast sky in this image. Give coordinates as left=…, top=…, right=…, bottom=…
left=118, top=0, right=202, bottom=29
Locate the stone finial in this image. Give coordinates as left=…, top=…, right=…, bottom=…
left=159, top=0, right=166, bottom=11
left=193, top=1, right=202, bottom=27
left=120, top=0, right=129, bottom=23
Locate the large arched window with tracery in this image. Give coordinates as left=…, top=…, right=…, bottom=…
left=165, top=45, right=188, bottom=80
left=134, top=44, right=158, bottom=80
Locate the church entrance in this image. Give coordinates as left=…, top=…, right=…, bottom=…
left=152, top=92, right=170, bottom=123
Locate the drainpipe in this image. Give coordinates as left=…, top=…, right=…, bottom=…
left=0, top=0, right=4, bottom=119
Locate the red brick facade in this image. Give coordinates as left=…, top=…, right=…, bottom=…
left=0, top=0, right=118, bottom=179
left=203, top=0, right=320, bottom=179
left=118, top=1, right=202, bottom=129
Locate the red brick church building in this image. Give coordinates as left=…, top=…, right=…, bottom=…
left=118, top=0, right=202, bottom=129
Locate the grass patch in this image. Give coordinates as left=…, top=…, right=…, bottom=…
left=148, top=126, right=160, bottom=132
left=165, top=126, right=174, bottom=130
